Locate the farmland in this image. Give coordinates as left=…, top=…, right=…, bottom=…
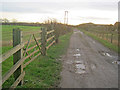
left=2, top=25, right=40, bottom=74
left=2, top=25, right=41, bottom=47
left=1, top=24, right=72, bottom=88
left=1, top=0, right=119, bottom=88
left=1, top=22, right=119, bottom=88
left=77, top=23, right=118, bottom=52
left=2, top=25, right=42, bottom=76
left=2, top=25, right=42, bottom=77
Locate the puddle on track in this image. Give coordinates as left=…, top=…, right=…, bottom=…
left=76, top=64, right=86, bottom=70
left=112, top=61, right=120, bottom=65
left=76, top=48, right=80, bottom=51
left=102, top=52, right=112, bottom=57
left=99, top=51, right=112, bottom=57
left=73, top=54, right=81, bottom=57
left=106, top=53, right=112, bottom=57
left=73, top=54, right=81, bottom=58
left=75, top=61, right=83, bottom=64
left=76, top=69, right=86, bottom=74
left=75, top=61, right=86, bottom=74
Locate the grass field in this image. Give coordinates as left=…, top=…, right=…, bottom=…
left=2, top=25, right=41, bottom=47
left=80, top=29, right=118, bottom=53
left=2, top=25, right=43, bottom=76
left=2, top=25, right=41, bottom=75
left=2, top=25, right=72, bottom=88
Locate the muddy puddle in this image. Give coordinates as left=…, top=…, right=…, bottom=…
left=103, top=53, right=112, bottom=57
left=75, top=61, right=83, bottom=64
left=76, top=69, right=86, bottom=74
left=73, top=54, right=81, bottom=58
left=75, top=60, right=86, bottom=74
left=76, top=64, right=85, bottom=70
left=112, top=61, right=120, bottom=65
left=76, top=48, right=80, bottom=52
left=99, top=51, right=112, bottom=57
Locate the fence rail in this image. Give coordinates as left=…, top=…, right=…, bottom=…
left=2, top=43, right=25, bottom=62
left=1, top=27, right=58, bottom=88
left=89, top=31, right=118, bottom=45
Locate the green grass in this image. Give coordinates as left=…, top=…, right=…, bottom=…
left=2, top=25, right=41, bottom=32
left=2, top=46, right=13, bottom=75
left=2, top=25, right=41, bottom=41
left=81, top=30, right=118, bottom=52
left=2, top=32, right=72, bottom=88
left=2, top=25, right=42, bottom=54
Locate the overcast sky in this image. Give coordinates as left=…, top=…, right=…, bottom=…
left=0, top=0, right=119, bottom=25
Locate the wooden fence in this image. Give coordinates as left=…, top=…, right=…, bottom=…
left=1, top=27, right=58, bottom=88
left=89, top=31, right=118, bottom=45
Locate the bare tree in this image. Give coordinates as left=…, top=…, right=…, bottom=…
left=2, top=18, right=9, bottom=23
left=11, top=18, right=17, bottom=23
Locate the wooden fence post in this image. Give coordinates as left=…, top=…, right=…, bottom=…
left=107, top=33, right=109, bottom=41
left=54, top=24, right=59, bottom=43
left=111, top=33, right=113, bottom=43
left=13, top=28, right=23, bottom=85
left=41, top=27, right=47, bottom=56
left=118, top=22, right=120, bottom=61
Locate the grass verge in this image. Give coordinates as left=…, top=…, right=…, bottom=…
left=2, top=32, right=72, bottom=88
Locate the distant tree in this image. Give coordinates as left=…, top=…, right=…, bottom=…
left=114, top=22, right=119, bottom=31
left=11, top=18, right=17, bottom=23
left=43, top=18, right=72, bottom=37
left=2, top=18, right=9, bottom=23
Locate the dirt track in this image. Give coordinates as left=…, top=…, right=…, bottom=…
left=59, top=29, right=118, bottom=88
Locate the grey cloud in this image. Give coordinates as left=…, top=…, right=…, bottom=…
left=69, top=16, right=111, bottom=21
left=79, top=17, right=111, bottom=21
left=1, top=1, right=117, bottom=14
left=2, top=2, right=55, bottom=14
left=87, top=2, right=118, bottom=11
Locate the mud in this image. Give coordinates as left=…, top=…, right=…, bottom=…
left=59, top=29, right=118, bottom=88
